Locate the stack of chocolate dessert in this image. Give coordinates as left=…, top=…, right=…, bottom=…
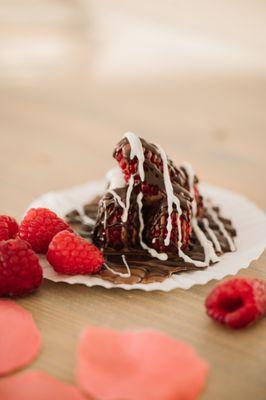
left=66, top=133, right=236, bottom=285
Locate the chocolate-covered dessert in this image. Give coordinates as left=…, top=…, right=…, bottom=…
left=66, top=133, right=236, bottom=284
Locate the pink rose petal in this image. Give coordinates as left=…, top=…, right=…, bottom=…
left=0, top=300, right=41, bottom=376
left=0, top=371, right=88, bottom=400
left=76, top=327, right=209, bottom=400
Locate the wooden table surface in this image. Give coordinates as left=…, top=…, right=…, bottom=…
left=0, top=2, right=266, bottom=399
left=1, top=77, right=265, bottom=400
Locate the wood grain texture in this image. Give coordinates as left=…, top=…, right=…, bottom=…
left=0, top=77, right=265, bottom=400
left=0, top=2, right=266, bottom=398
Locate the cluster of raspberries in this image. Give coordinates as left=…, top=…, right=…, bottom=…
left=0, top=134, right=265, bottom=331
left=0, top=209, right=265, bottom=329
left=0, top=208, right=265, bottom=330
left=94, top=137, right=200, bottom=252
left=0, top=209, right=104, bottom=297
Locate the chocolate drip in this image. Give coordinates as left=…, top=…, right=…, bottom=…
left=143, top=159, right=192, bottom=210
left=114, top=136, right=187, bottom=188
left=93, top=187, right=140, bottom=250
left=64, top=134, right=237, bottom=285
left=66, top=200, right=236, bottom=285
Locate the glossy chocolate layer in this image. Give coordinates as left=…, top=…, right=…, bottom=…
left=65, top=135, right=236, bottom=284
left=65, top=200, right=236, bottom=285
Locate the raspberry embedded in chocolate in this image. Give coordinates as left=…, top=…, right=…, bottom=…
left=180, top=165, right=204, bottom=217
left=113, top=136, right=188, bottom=205
left=69, top=133, right=237, bottom=285
left=145, top=201, right=192, bottom=253
left=93, top=188, right=140, bottom=250
left=94, top=136, right=194, bottom=253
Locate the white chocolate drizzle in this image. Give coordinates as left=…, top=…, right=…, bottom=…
left=154, top=145, right=209, bottom=267
left=122, top=175, right=134, bottom=223
left=104, top=255, right=131, bottom=278
left=122, top=133, right=146, bottom=224
left=190, top=219, right=219, bottom=265
left=124, top=131, right=145, bottom=181
left=202, top=217, right=222, bottom=253
left=123, top=133, right=169, bottom=260
left=206, top=202, right=236, bottom=252
left=181, top=162, right=197, bottom=215
left=101, top=189, right=126, bottom=229
left=100, top=133, right=234, bottom=271
left=77, top=206, right=96, bottom=225
left=103, top=208, right=108, bottom=229
left=103, top=168, right=127, bottom=226
left=137, top=192, right=168, bottom=261
left=181, top=162, right=220, bottom=266
left=103, top=133, right=146, bottom=225
left=107, top=189, right=126, bottom=211
left=155, top=144, right=182, bottom=246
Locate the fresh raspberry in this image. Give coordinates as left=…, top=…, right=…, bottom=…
left=19, top=208, right=71, bottom=254
left=205, top=278, right=266, bottom=329
left=47, top=230, right=104, bottom=275
left=0, top=221, right=9, bottom=241
left=0, top=215, right=19, bottom=241
left=0, top=238, right=43, bottom=297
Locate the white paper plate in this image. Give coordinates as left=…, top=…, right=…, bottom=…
left=27, top=181, right=266, bottom=292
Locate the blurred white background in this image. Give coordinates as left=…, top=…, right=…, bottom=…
left=1, top=0, right=266, bottom=84
left=1, top=0, right=266, bottom=215
left=0, top=6, right=265, bottom=399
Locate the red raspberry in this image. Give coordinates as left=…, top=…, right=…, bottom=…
left=47, top=230, right=104, bottom=275
left=0, top=215, right=19, bottom=241
left=19, top=208, right=71, bottom=254
left=205, top=278, right=266, bottom=329
left=0, top=221, right=8, bottom=241
left=0, top=238, right=43, bottom=297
